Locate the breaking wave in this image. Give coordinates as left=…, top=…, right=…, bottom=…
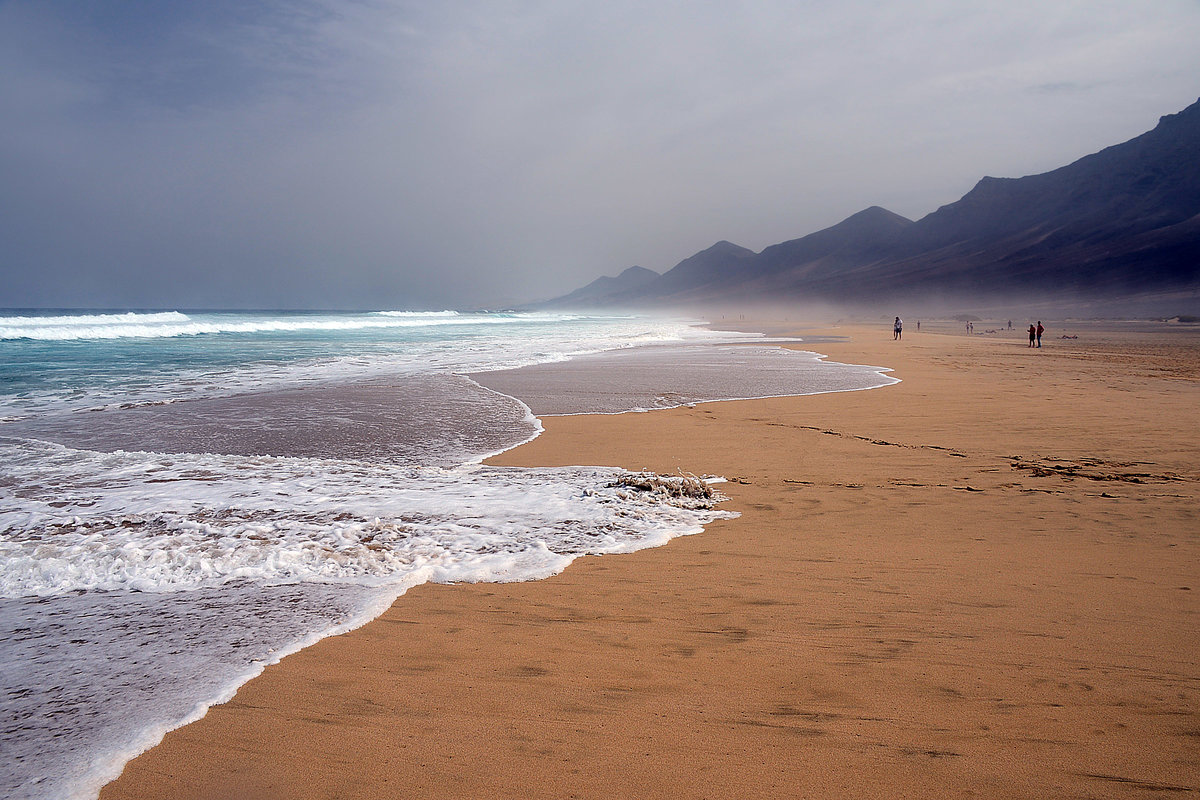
left=0, top=310, right=608, bottom=341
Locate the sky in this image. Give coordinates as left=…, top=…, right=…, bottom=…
left=2, top=0, right=1199, bottom=310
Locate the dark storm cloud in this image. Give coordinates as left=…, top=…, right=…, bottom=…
left=2, top=0, right=1199, bottom=309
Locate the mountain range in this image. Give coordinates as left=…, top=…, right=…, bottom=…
left=540, top=97, right=1200, bottom=311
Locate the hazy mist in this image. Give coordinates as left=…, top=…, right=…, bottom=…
left=2, top=0, right=1199, bottom=310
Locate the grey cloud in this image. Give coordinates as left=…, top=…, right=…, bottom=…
left=2, top=0, right=1199, bottom=309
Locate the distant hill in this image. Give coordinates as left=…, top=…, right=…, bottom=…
left=539, top=265, right=659, bottom=308
left=538, top=97, right=1200, bottom=310
left=649, top=240, right=757, bottom=300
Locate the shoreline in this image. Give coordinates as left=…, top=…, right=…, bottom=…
left=468, top=338, right=898, bottom=417
left=7, top=326, right=851, bottom=800
left=101, top=320, right=1200, bottom=799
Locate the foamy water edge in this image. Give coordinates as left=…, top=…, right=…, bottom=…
left=83, top=362, right=898, bottom=800
left=0, top=315, right=901, bottom=799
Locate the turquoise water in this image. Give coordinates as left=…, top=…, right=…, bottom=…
left=0, top=309, right=895, bottom=800
left=0, top=310, right=704, bottom=420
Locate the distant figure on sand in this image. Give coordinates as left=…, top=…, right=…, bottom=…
left=1028, top=324, right=1036, bottom=347
left=894, top=317, right=903, bottom=340
left=1036, top=321, right=1044, bottom=347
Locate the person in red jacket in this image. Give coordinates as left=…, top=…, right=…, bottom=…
left=1036, top=321, right=1044, bottom=347
left=1028, top=324, right=1036, bottom=347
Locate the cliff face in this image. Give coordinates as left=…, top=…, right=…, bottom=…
left=542, top=98, right=1200, bottom=308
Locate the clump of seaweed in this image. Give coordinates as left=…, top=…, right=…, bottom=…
left=611, top=471, right=716, bottom=501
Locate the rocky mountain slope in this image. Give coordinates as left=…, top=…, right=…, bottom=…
left=541, top=98, right=1200, bottom=309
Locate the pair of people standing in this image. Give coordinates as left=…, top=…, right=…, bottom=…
left=893, top=317, right=903, bottom=340
left=1027, top=321, right=1044, bottom=347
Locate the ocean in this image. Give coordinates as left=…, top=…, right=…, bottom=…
left=0, top=309, right=896, bottom=800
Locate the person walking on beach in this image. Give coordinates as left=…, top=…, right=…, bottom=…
left=1036, top=321, right=1044, bottom=347
left=893, top=317, right=903, bottom=340
left=1028, top=323, right=1036, bottom=347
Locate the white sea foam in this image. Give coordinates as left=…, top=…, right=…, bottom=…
left=0, top=310, right=653, bottom=341
left=375, top=310, right=460, bottom=317
left=0, top=437, right=734, bottom=800
left=0, top=313, right=487, bottom=340
left=0, top=439, right=732, bottom=599
left=0, top=311, right=884, bottom=800
left=0, top=311, right=191, bottom=327
left=0, top=313, right=749, bottom=422
left=2, top=583, right=388, bottom=800
left=0, top=311, right=189, bottom=340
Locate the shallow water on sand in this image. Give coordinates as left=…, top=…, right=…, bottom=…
left=0, top=310, right=895, bottom=800
left=472, top=343, right=895, bottom=415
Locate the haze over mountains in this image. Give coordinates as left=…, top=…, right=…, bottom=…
left=541, top=98, right=1200, bottom=313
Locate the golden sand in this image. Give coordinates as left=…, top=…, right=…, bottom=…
left=101, top=320, right=1200, bottom=799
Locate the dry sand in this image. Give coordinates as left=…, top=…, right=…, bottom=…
left=101, top=320, right=1199, bottom=799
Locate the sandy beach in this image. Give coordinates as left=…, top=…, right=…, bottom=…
left=100, top=319, right=1199, bottom=799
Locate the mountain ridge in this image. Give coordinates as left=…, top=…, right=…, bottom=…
left=538, top=97, right=1200, bottom=310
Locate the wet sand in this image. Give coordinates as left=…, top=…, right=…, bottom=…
left=8, top=375, right=535, bottom=467
left=101, top=319, right=1200, bottom=799
left=467, top=341, right=892, bottom=415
